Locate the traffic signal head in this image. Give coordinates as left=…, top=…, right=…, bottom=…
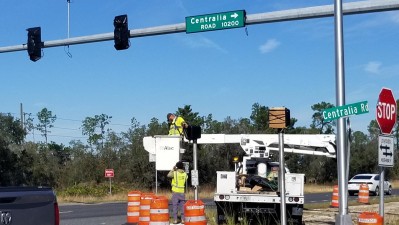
left=26, top=27, right=42, bottom=62
left=113, top=15, right=130, bottom=50
left=184, top=125, right=201, bottom=141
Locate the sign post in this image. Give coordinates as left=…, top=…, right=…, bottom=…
left=105, top=169, right=114, bottom=195
left=376, top=87, right=397, bottom=217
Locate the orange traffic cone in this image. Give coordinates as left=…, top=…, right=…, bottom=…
left=358, top=183, right=370, bottom=204
left=330, top=185, right=339, bottom=208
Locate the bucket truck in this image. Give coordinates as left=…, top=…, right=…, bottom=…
left=143, top=134, right=336, bottom=225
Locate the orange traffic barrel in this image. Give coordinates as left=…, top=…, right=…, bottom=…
left=358, top=211, right=383, bottom=225
left=330, top=185, right=339, bottom=208
left=358, top=183, right=370, bottom=204
left=139, top=193, right=155, bottom=225
left=184, top=200, right=207, bottom=225
left=150, top=196, right=169, bottom=225
left=127, top=191, right=141, bottom=224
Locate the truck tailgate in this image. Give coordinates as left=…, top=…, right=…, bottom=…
left=0, top=187, right=58, bottom=225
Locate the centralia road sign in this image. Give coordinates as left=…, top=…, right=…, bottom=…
left=322, top=101, right=369, bottom=122
left=185, top=10, right=246, bottom=33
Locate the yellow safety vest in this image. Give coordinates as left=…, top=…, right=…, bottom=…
left=168, top=116, right=185, bottom=136
left=171, top=171, right=187, bottom=193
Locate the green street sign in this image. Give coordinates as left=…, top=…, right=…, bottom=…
left=185, top=10, right=246, bottom=33
left=323, top=101, right=369, bottom=122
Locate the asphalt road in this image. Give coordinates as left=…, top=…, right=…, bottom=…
left=60, top=189, right=399, bottom=225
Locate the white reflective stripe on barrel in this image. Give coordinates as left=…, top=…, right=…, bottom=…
left=139, top=217, right=150, bottom=221
left=149, top=222, right=169, bottom=225
left=150, top=209, right=169, bottom=213
left=127, top=212, right=140, bottom=216
left=128, top=202, right=140, bottom=206
left=185, top=216, right=206, bottom=222
left=186, top=205, right=204, bottom=210
left=129, top=193, right=141, bottom=196
left=140, top=205, right=151, bottom=209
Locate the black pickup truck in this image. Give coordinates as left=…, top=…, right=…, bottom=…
left=0, top=187, right=59, bottom=225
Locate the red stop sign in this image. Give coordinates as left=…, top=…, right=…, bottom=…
left=376, top=88, right=397, bottom=134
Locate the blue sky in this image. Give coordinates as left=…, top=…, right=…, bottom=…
left=1, top=0, right=399, bottom=145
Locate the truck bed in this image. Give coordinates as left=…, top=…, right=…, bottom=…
left=214, top=192, right=304, bottom=204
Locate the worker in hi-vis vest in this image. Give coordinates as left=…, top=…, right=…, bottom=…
left=167, top=161, right=188, bottom=224
left=167, top=113, right=187, bottom=136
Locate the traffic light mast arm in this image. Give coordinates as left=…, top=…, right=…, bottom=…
left=1, top=0, right=399, bottom=53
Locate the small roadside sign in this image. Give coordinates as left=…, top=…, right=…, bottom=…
left=105, top=169, right=114, bottom=178
left=191, top=170, right=199, bottom=186
left=378, top=136, right=394, bottom=167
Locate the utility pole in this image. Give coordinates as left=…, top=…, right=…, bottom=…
left=20, top=103, right=24, bottom=131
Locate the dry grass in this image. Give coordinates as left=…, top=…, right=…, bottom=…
left=58, top=180, right=398, bottom=203
left=304, top=183, right=334, bottom=193
left=58, top=184, right=217, bottom=204
left=305, top=179, right=399, bottom=194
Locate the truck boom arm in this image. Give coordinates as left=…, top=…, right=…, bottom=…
left=189, top=134, right=336, bottom=158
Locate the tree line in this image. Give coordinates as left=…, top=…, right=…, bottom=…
left=0, top=102, right=398, bottom=191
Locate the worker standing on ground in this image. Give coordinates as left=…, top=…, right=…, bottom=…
left=167, top=113, right=188, bottom=136
left=168, top=161, right=188, bottom=224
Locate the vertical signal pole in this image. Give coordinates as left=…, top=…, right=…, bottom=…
left=334, top=0, right=351, bottom=224
left=185, top=125, right=201, bottom=201
left=269, top=107, right=290, bottom=225
left=278, top=129, right=286, bottom=225
left=193, top=139, right=198, bottom=200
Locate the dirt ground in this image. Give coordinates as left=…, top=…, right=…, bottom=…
left=303, top=202, right=399, bottom=224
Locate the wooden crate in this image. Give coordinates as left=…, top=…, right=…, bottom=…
left=269, top=107, right=290, bottom=129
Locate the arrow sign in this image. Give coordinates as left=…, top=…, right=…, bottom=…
left=231, top=13, right=238, bottom=19
left=383, top=152, right=393, bottom=157
left=186, top=10, right=246, bottom=33
left=378, top=135, right=394, bottom=167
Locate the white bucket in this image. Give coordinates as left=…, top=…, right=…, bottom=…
left=257, top=163, right=267, bottom=178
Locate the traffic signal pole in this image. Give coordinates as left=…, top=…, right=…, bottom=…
left=1, top=0, right=399, bottom=53
left=334, top=0, right=351, bottom=224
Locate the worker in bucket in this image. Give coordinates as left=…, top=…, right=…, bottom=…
left=167, top=161, right=188, bottom=224
left=167, top=113, right=188, bottom=136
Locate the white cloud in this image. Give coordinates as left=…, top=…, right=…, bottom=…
left=177, top=36, right=227, bottom=53
left=364, top=61, right=382, bottom=74
left=389, top=11, right=399, bottom=24
left=259, top=39, right=280, bottom=54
